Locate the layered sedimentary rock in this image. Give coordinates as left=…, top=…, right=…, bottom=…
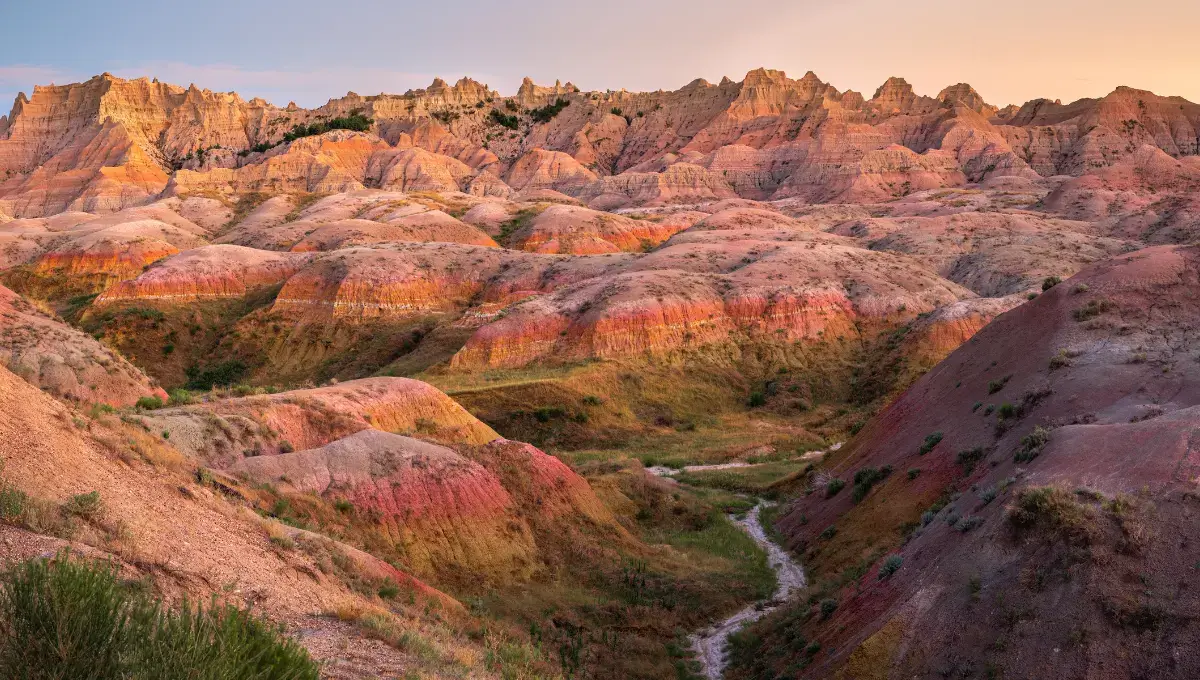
left=97, top=244, right=313, bottom=302
left=6, top=69, right=1200, bottom=220
left=235, top=429, right=537, bottom=580
left=148, top=376, right=497, bottom=468
left=507, top=204, right=690, bottom=254
left=451, top=230, right=973, bottom=369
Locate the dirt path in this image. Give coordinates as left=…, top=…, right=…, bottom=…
left=689, top=501, right=806, bottom=680
left=645, top=442, right=842, bottom=478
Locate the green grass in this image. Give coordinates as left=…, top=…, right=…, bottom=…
left=646, top=512, right=775, bottom=602
left=0, top=550, right=319, bottom=679
left=674, top=461, right=813, bottom=498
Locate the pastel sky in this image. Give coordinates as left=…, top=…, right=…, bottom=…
left=2, top=0, right=1198, bottom=113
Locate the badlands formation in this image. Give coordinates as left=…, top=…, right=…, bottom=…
left=2, top=67, right=1200, bottom=678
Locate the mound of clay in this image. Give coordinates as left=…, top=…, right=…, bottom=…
left=0, top=283, right=163, bottom=405
left=149, top=376, right=497, bottom=466
left=234, top=429, right=537, bottom=580
left=507, top=204, right=687, bottom=254
left=98, top=244, right=313, bottom=302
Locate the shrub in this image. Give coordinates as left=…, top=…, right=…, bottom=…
left=0, top=551, right=319, bottom=679
left=0, top=485, right=27, bottom=521
left=135, top=396, right=164, bottom=411
left=978, top=486, right=998, bottom=504
left=1049, top=350, right=1072, bottom=370
left=1073, top=299, right=1111, bottom=322
left=1041, top=276, right=1061, bottom=291
left=377, top=579, right=400, bottom=600
left=998, top=402, right=1016, bottom=419
left=195, top=468, right=214, bottom=487
left=851, top=466, right=892, bottom=502
left=166, top=388, right=193, bottom=406
left=956, top=447, right=985, bottom=474
left=825, top=479, right=845, bottom=498
left=488, top=109, right=519, bottom=130
left=529, top=98, right=569, bottom=123
left=582, top=395, right=603, bottom=406
left=971, top=402, right=982, bottom=412
left=907, top=468, right=921, bottom=480
left=878, top=555, right=903, bottom=580
left=920, top=510, right=935, bottom=526
left=333, top=499, right=353, bottom=514
left=955, top=515, right=984, bottom=532
left=281, top=112, right=372, bottom=144
left=62, top=491, right=102, bottom=520
left=278, top=441, right=295, bottom=454
left=747, top=391, right=767, bottom=408
left=819, top=525, right=837, bottom=540
left=983, top=404, right=995, bottom=416
left=185, top=360, right=247, bottom=391
left=918, top=431, right=943, bottom=455
left=988, top=375, right=1011, bottom=394
left=1014, top=425, right=1051, bottom=463
left=1007, top=487, right=1091, bottom=543
left=819, top=598, right=838, bottom=619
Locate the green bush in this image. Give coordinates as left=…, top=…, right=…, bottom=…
left=529, top=98, right=569, bottom=123
left=1041, top=276, right=1061, bottom=291
left=825, top=478, right=845, bottom=498
left=135, top=396, right=164, bottom=411
left=185, top=361, right=247, bottom=391
left=956, top=447, right=985, bottom=474
left=0, top=551, right=319, bottom=679
left=747, top=391, right=767, bottom=408
left=918, top=431, right=943, bottom=455
left=167, top=389, right=193, bottom=406
left=878, top=555, right=903, bottom=580
left=488, top=109, right=519, bottom=130
left=819, top=598, right=838, bottom=619
left=851, top=466, right=892, bottom=503
left=63, top=491, right=102, bottom=520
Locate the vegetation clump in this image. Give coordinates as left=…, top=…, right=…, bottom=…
left=1014, top=425, right=1051, bottom=463
left=1073, top=299, right=1112, bottom=322
left=877, top=555, right=903, bottom=580
left=850, top=465, right=892, bottom=503
left=529, top=98, right=569, bottom=123
left=0, top=551, right=319, bottom=679
left=918, top=431, right=943, bottom=455
left=488, top=109, right=519, bottom=130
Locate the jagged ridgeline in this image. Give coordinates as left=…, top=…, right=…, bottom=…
left=3, top=64, right=1200, bottom=680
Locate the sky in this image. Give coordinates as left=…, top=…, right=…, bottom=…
left=2, top=0, right=1199, bottom=113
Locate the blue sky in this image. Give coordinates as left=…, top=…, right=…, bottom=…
left=3, top=0, right=1199, bottom=113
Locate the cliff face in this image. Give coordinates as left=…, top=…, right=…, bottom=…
left=6, top=70, right=1200, bottom=218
